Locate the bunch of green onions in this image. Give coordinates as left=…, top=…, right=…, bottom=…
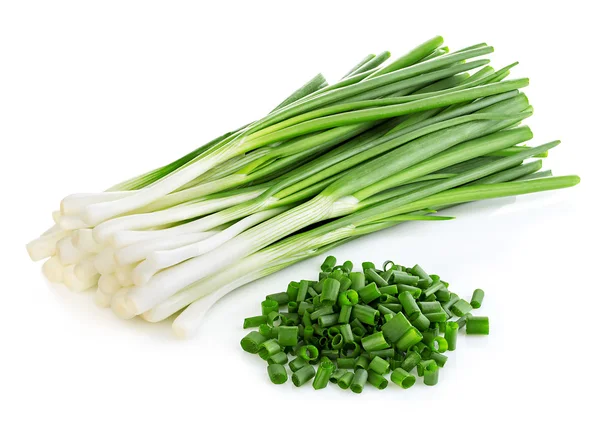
left=241, top=257, right=489, bottom=390
left=26, top=36, right=579, bottom=337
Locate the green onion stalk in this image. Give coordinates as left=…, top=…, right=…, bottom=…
left=25, top=37, right=579, bottom=334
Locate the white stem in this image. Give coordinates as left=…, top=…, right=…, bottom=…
left=146, top=225, right=353, bottom=321
left=148, top=208, right=286, bottom=272
left=116, top=231, right=217, bottom=266
left=42, top=256, right=64, bottom=283
left=125, top=196, right=333, bottom=315
left=94, top=288, right=113, bottom=308
left=114, top=265, right=135, bottom=287
left=125, top=238, right=252, bottom=315
left=83, top=150, right=232, bottom=225
left=58, top=215, right=91, bottom=230
left=26, top=229, right=70, bottom=261
left=98, top=273, right=121, bottom=295
left=169, top=250, right=319, bottom=337
left=63, top=265, right=98, bottom=291
left=132, top=260, right=160, bottom=286
left=74, top=257, right=98, bottom=282
left=60, top=191, right=134, bottom=215
left=110, top=197, right=273, bottom=248
left=72, top=229, right=103, bottom=254
left=111, top=287, right=136, bottom=319
left=171, top=279, right=251, bottom=338
left=92, top=190, right=259, bottom=243
left=57, top=236, right=85, bottom=265
left=94, top=246, right=117, bottom=274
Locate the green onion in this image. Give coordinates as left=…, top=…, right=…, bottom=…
left=321, top=278, right=341, bottom=305
left=292, top=365, right=316, bottom=387
left=267, top=364, right=288, bottom=385
left=391, top=368, right=416, bottom=389
left=289, top=357, right=308, bottom=372
left=243, top=315, right=267, bottom=329
left=278, top=326, right=299, bottom=347
left=240, top=331, right=267, bottom=354
left=330, top=369, right=348, bottom=384
left=350, top=368, right=368, bottom=394
left=337, top=371, right=354, bottom=390
left=368, top=356, right=390, bottom=375
left=258, top=339, right=281, bottom=360
left=471, top=288, right=485, bottom=309
left=357, top=282, right=381, bottom=304
left=313, top=357, right=336, bottom=390
left=466, top=316, right=490, bottom=335
left=367, top=371, right=389, bottom=390
left=445, top=321, right=459, bottom=351
left=261, top=299, right=278, bottom=316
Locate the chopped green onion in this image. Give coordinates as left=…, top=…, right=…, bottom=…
left=240, top=331, right=267, bottom=354
left=368, top=356, right=390, bottom=375
left=451, top=299, right=473, bottom=317
left=337, top=371, right=354, bottom=390
left=391, top=368, right=416, bottom=389
left=321, top=278, right=341, bottom=304
left=292, top=365, right=316, bottom=387
left=398, top=291, right=420, bottom=316
left=409, top=311, right=431, bottom=331
left=321, top=256, right=337, bottom=272
left=365, top=269, right=389, bottom=287
left=395, top=327, right=423, bottom=351
left=243, top=315, right=267, bottom=329
left=352, top=304, right=380, bottom=325
left=318, top=313, right=339, bottom=327
left=423, top=365, right=439, bottom=386
left=258, top=339, right=281, bottom=360
left=266, top=292, right=289, bottom=305
left=445, top=321, right=459, bottom=350
left=466, top=316, right=489, bottom=335
left=261, top=299, right=279, bottom=316
left=355, top=355, right=370, bottom=370
left=470, top=288, right=485, bottom=309
left=289, top=357, right=309, bottom=372
left=428, top=351, right=448, bottom=368
left=267, top=351, right=289, bottom=365
left=350, top=368, right=368, bottom=394
left=367, top=371, right=388, bottom=390
left=338, top=289, right=359, bottom=306
left=393, top=271, right=420, bottom=286
left=398, top=284, right=422, bottom=299
left=381, top=311, right=412, bottom=343
left=268, top=364, right=288, bottom=384
left=286, top=281, right=300, bottom=301
left=278, top=325, right=299, bottom=346
left=358, top=282, right=381, bottom=304
left=362, top=331, right=391, bottom=352
left=313, top=357, right=336, bottom=390
left=298, top=345, right=319, bottom=362
left=337, top=357, right=356, bottom=369
left=424, top=311, right=448, bottom=323
left=330, top=369, right=348, bottom=384
left=338, top=305, right=352, bottom=324
left=349, top=272, right=366, bottom=290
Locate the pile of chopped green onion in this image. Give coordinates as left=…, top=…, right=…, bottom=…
left=241, top=256, right=489, bottom=391
left=25, top=36, right=579, bottom=338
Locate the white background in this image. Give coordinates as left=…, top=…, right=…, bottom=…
left=1, top=1, right=598, bottom=435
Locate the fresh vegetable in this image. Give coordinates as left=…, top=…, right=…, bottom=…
left=26, top=37, right=579, bottom=339
left=241, top=257, right=491, bottom=391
